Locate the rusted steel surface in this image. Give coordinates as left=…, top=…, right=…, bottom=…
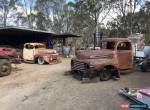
left=71, top=38, right=133, bottom=73
left=0, top=46, right=21, bottom=63
left=73, top=58, right=118, bottom=70
left=76, top=49, right=114, bottom=59
left=23, top=43, right=61, bottom=64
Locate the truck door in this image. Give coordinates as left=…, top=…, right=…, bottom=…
left=116, top=42, right=133, bottom=70
left=23, top=44, right=34, bottom=61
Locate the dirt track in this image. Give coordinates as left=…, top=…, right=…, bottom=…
left=0, top=59, right=149, bottom=110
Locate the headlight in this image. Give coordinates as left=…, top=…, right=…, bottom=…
left=90, top=65, right=94, bottom=68
left=53, top=50, right=57, bottom=54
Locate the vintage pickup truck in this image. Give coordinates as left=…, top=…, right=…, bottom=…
left=23, top=43, right=61, bottom=65
left=71, top=38, right=133, bottom=81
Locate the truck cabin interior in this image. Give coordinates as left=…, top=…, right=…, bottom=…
left=100, top=40, right=131, bottom=50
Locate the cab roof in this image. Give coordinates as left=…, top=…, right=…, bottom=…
left=24, top=42, right=45, bottom=46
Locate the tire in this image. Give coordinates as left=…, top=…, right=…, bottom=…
left=73, top=71, right=83, bottom=81
left=99, top=68, right=111, bottom=81
left=0, top=59, right=11, bottom=77
left=141, top=62, right=150, bottom=72
left=37, top=57, right=45, bottom=65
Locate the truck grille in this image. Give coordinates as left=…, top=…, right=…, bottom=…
left=71, top=60, right=88, bottom=73
left=52, top=54, right=58, bottom=60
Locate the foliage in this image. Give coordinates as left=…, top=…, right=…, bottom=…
left=0, top=0, right=150, bottom=44
left=0, top=0, right=18, bottom=27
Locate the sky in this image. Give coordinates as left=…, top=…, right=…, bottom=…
left=66, top=0, right=75, bottom=3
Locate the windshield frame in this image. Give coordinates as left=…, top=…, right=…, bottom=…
left=100, top=41, right=116, bottom=50
left=35, top=44, right=45, bottom=49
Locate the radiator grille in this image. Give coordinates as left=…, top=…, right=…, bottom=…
left=71, top=60, right=87, bottom=73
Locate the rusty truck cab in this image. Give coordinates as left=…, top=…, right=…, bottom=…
left=101, top=38, right=133, bottom=70
left=115, top=40, right=133, bottom=70
left=71, top=38, right=133, bottom=82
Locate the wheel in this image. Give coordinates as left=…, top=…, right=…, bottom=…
left=37, top=57, right=45, bottom=65
left=0, top=59, right=12, bottom=76
left=141, top=62, right=150, bottom=72
left=99, top=68, right=111, bottom=81
left=73, top=71, right=83, bottom=81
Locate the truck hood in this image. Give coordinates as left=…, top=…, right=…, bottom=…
left=76, top=49, right=114, bottom=59
left=73, top=58, right=117, bottom=70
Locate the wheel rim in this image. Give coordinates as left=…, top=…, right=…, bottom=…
left=103, top=71, right=108, bottom=78
left=38, top=57, right=44, bottom=64
left=100, top=69, right=111, bottom=80
left=73, top=71, right=83, bottom=80
left=1, top=64, right=9, bottom=73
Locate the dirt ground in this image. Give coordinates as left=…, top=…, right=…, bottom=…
left=0, top=59, right=149, bottom=110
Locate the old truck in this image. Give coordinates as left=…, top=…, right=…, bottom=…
left=23, top=43, right=61, bottom=65
left=0, top=45, right=21, bottom=63
left=0, top=46, right=22, bottom=77
left=71, top=38, right=133, bottom=81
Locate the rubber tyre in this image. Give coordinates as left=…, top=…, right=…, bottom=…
left=37, top=57, right=45, bottom=65
left=0, top=59, right=11, bottom=77
left=73, top=71, right=83, bottom=81
left=99, top=68, right=111, bottom=81
left=141, top=62, right=150, bottom=72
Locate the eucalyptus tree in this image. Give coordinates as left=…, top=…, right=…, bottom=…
left=0, top=0, right=18, bottom=27
left=35, top=0, right=66, bottom=33
left=109, top=0, right=143, bottom=36
left=67, top=0, right=115, bottom=45
left=17, top=0, right=37, bottom=28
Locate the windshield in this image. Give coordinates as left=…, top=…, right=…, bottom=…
left=35, top=44, right=45, bottom=49
left=100, top=41, right=115, bottom=50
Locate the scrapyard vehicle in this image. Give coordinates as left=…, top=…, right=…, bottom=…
left=23, top=43, right=61, bottom=65
left=0, top=46, right=22, bottom=77
left=0, top=55, right=12, bottom=76
left=71, top=38, right=133, bottom=81
left=140, top=46, right=150, bottom=72
left=119, top=87, right=150, bottom=109
left=0, top=45, right=21, bottom=63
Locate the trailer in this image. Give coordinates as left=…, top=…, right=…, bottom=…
left=119, top=87, right=150, bottom=109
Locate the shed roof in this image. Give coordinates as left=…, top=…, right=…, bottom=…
left=0, top=27, right=80, bottom=38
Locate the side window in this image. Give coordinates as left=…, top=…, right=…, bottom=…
left=117, top=42, right=131, bottom=50
left=25, top=44, right=34, bottom=49
left=100, top=41, right=115, bottom=50
left=107, top=42, right=115, bottom=50
left=35, top=45, right=39, bottom=49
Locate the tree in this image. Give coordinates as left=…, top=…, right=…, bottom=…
left=0, top=0, right=18, bottom=27
left=17, top=0, right=36, bottom=28
left=108, top=0, right=143, bottom=37
left=141, top=1, right=150, bottom=40
left=66, top=0, right=115, bottom=45
left=35, top=0, right=67, bottom=32
left=35, top=12, right=47, bottom=31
